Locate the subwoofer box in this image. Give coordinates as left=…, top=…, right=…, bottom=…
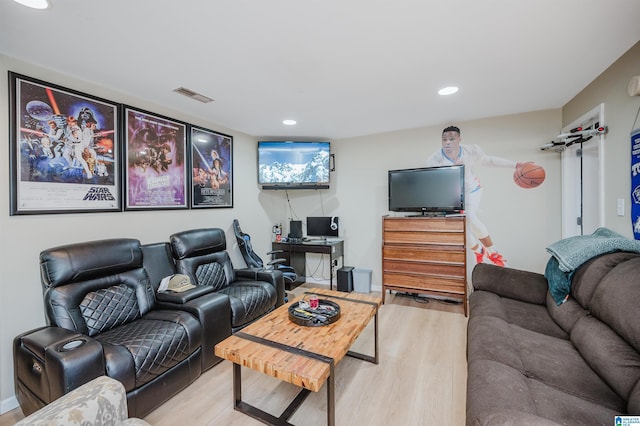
left=337, top=266, right=354, bottom=292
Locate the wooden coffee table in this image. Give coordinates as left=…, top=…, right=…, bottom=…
left=214, top=288, right=381, bottom=426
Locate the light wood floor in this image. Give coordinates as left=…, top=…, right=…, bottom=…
left=0, top=286, right=468, bottom=426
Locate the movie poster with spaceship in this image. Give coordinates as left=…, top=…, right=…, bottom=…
left=9, top=73, right=121, bottom=215
left=190, top=126, right=233, bottom=208
left=124, top=107, right=187, bottom=210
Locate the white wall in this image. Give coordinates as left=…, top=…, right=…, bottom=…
left=331, top=110, right=563, bottom=288
left=260, top=109, right=563, bottom=289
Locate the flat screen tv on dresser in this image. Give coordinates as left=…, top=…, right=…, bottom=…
left=388, top=165, right=464, bottom=216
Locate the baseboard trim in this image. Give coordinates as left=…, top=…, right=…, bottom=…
left=1, top=395, right=19, bottom=415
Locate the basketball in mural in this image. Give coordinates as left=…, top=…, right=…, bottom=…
left=513, top=163, right=545, bottom=188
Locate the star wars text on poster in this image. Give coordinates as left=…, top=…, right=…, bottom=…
left=147, top=175, right=171, bottom=189
left=198, top=187, right=226, bottom=205
left=83, top=187, right=116, bottom=201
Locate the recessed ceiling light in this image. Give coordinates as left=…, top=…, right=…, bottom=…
left=438, top=86, right=459, bottom=96
left=283, top=119, right=297, bottom=126
left=13, top=0, right=49, bottom=9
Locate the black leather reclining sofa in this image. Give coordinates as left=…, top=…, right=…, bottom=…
left=13, top=228, right=284, bottom=419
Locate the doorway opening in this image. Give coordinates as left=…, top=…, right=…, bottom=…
left=560, top=104, right=605, bottom=237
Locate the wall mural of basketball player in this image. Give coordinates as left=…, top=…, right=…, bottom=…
left=427, top=125, right=545, bottom=267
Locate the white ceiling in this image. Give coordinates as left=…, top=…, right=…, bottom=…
left=1, top=0, right=639, bottom=140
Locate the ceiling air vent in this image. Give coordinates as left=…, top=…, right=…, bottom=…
left=173, top=87, right=214, bottom=103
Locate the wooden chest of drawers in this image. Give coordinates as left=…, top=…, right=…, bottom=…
left=382, top=216, right=468, bottom=315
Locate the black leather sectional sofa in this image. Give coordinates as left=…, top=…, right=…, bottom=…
left=13, top=228, right=284, bottom=419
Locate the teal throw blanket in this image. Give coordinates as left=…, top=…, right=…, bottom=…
left=546, top=227, right=640, bottom=273
left=545, top=227, right=640, bottom=305
left=544, top=256, right=574, bottom=305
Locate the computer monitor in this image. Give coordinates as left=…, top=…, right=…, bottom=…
left=306, top=216, right=339, bottom=239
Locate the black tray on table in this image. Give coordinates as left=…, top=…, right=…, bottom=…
left=288, top=299, right=341, bottom=327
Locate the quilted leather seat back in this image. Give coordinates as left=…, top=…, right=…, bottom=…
left=170, top=228, right=237, bottom=285
left=40, top=239, right=155, bottom=333
left=193, top=256, right=229, bottom=291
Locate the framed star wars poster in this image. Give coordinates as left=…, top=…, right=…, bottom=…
left=124, top=106, right=188, bottom=210
left=9, top=72, right=121, bottom=215
left=189, top=125, right=233, bottom=208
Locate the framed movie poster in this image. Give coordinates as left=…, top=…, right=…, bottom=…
left=9, top=72, right=121, bottom=215
left=190, top=126, right=233, bottom=208
left=124, top=107, right=188, bottom=210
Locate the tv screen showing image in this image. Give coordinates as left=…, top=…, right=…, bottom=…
left=388, top=165, right=465, bottom=215
left=258, top=141, right=330, bottom=189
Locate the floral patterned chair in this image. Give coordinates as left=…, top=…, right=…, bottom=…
left=16, top=376, right=150, bottom=425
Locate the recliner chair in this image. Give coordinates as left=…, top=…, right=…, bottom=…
left=14, top=238, right=203, bottom=419
left=232, top=219, right=299, bottom=289
left=141, top=241, right=232, bottom=372
left=169, top=228, right=285, bottom=331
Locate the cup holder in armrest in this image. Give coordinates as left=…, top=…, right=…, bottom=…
left=59, top=339, right=87, bottom=352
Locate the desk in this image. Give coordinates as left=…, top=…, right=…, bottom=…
left=272, top=239, right=344, bottom=290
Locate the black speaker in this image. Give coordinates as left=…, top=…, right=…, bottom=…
left=289, top=220, right=303, bottom=239
left=337, top=266, right=354, bottom=292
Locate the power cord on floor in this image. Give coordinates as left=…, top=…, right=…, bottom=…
left=394, top=291, right=462, bottom=305
left=394, top=292, right=429, bottom=304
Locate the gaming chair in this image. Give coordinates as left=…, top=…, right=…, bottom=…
left=232, top=219, right=298, bottom=289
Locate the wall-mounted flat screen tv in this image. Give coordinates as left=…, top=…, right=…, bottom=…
left=258, top=141, right=330, bottom=189
left=388, top=165, right=465, bottom=216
